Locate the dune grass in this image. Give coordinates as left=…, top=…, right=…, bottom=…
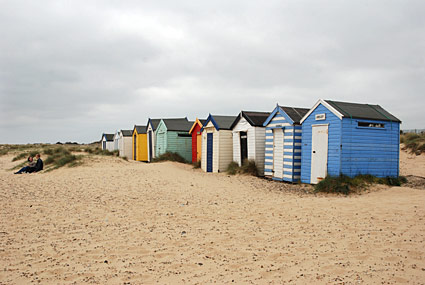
left=315, top=174, right=407, bottom=195
left=152, top=152, right=188, bottom=163
left=227, top=160, right=259, bottom=176
left=401, top=133, right=425, bottom=155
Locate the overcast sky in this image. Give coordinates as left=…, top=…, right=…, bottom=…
left=1, top=0, right=424, bottom=143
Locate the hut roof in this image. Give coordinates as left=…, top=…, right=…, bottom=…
left=204, top=115, right=238, bottom=130
left=162, top=118, right=193, bottom=131
left=103, top=134, right=114, bottom=141
left=120, top=130, right=133, bottom=137
left=148, top=119, right=162, bottom=130
left=133, top=125, right=147, bottom=134
left=231, top=111, right=270, bottom=129
left=325, top=100, right=401, bottom=122
left=279, top=106, right=310, bottom=124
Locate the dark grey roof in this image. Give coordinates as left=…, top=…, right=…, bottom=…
left=231, top=111, right=270, bottom=129
left=148, top=119, right=162, bottom=130
left=133, top=125, right=147, bottom=134
left=212, top=115, right=238, bottom=130
left=199, top=119, right=207, bottom=125
left=120, top=130, right=133, bottom=137
left=162, top=118, right=193, bottom=131
left=325, top=100, right=401, bottom=122
left=103, top=134, right=114, bottom=141
left=279, top=106, right=310, bottom=124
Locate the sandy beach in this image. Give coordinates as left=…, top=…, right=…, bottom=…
left=0, top=152, right=424, bottom=284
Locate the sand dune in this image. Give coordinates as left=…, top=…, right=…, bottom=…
left=0, top=153, right=424, bottom=284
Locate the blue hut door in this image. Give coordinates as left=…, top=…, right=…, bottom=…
left=148, top=131, right=153, bottom=161
left=207, top=133, right=213, bottom=172
left=102, top=140, right=106, bottom=150
left=311, top=125, right=329, bottom=184
left=273, top=129, right=283, bottom=179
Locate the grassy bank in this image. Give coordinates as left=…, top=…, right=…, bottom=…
left=401, top=133, right=425, bottom=155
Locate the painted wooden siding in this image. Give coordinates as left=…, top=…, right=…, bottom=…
left=218, top=130, right=233, bottom=171
left=119, top=136, right=132, bottom=159
left=254, top=127, right=266, bottom=176
left=201, top=130, right=207, bottom=171
left=340, top=119, right=399, bottom=177
left=113, top=133, right=119, bottom=150
left=264, top=111, right=300, bottom=182
left=301, top=103, right=343, bottom=183
left=166, top=131, right=192, bottom=162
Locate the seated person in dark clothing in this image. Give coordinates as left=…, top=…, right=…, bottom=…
left=34, top=154, right=43, bottom=172
left=14, top=156, right=36, bottom=174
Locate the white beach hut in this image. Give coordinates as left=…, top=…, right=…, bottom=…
left=101, top=133, right=114, bottom=151
left=230, top=111, right=270, bottom=176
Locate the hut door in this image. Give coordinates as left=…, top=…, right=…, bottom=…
left=311, top=125, right=328, bottom=184
left=133, top=135, right=137, bottom=160
left=273, top=129, right=283, bottom=179
left=157, top=132, right=165, bottom=156
left=197, top=133, right=202, bottom=161
left=240, top=132, right=248, bottom=164
left=148, top=131, right=153, bottom=161
left=207, top=133, right=213, bottom=172
left=103, top=140, right=106, bottom=150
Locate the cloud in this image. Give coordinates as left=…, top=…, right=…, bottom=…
left=0, top=0, right=424, bottom=143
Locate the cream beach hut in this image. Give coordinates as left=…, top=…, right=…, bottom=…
left=146, top=119, right=161, bottom=162
left=230, top=111, right=270, bottom=176
left=201, top=114, right=237, bottom=173
left=118, top=130, right=133, bottom=158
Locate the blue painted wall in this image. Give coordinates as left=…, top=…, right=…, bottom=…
left=301, top=103, right=400, bottom=183
left=341, top=119, right=399, bottom=177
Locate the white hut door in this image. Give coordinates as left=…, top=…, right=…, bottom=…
left=311, top=125, right=329, bottom=184
left=273, top=129, right=283, bottom=179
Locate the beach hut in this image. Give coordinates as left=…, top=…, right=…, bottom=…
left=262, top=105, right=310, bottom=182
left=132, top=125, right=148, bottom=161
left=201, top=114, right=238, bottom=173
left=300, top=99, right=401, bottom=184
left=230, top=111, right=270, bottom=176
left=113, top=131, right=120, bottom=151
left=189, top=118, right=206, bottom=163
left=146, top=119, right=161, bottom=162
left=101, top=133, right=114, bottom=151
left=118, top=130, right=133, bottom=158
left=155, top=118, right=193, bottom=162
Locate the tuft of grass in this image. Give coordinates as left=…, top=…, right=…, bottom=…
left=152, top=152, right=188, bottom=163
left=192, top=160, right=201, bottom=169
left=12, top=152, right=29, bottom=161
left=401, top=133, right=425, bottom=155
left=240, top=160, right=259, bottom=176
left=226, top=161, right=239, bottom=175
left=315, top=174, right=408, bottom=195
left=85, top=147, right=117, bottom=156
left=121, top=156, right=128, bottom=161
left=226, top=160, right=259, bottom=176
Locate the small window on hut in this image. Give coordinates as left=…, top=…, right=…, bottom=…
left=178, top=133, right=191, bottom=137
left=357, top=122, right=385, bottom=128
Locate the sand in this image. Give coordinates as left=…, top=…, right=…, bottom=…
left=0, top=152, right=424, bottom=284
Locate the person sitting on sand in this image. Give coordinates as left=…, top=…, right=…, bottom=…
left=34, top=154, right=43, bottom=172
left=14, top=156, right=36, bottom=174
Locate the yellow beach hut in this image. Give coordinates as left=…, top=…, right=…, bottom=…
left=132, top=125, right=148, bottom=161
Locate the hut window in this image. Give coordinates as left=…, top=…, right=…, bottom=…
left=358, top=122, right=385, bottom=128
left=178, top=134, right=191, bottom=137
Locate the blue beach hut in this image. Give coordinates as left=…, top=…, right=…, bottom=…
left=300, top=99, right=401, bottom=184
left=262, top=105, right=309, bottom=182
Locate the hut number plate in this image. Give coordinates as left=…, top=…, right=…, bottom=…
left=315, top=113, right=326, bottom=120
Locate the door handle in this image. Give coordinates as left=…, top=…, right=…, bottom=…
left=313, top=151, right=316, bottom=153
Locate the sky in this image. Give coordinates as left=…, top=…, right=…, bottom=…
left=0, top=0, right=424, bottom=144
